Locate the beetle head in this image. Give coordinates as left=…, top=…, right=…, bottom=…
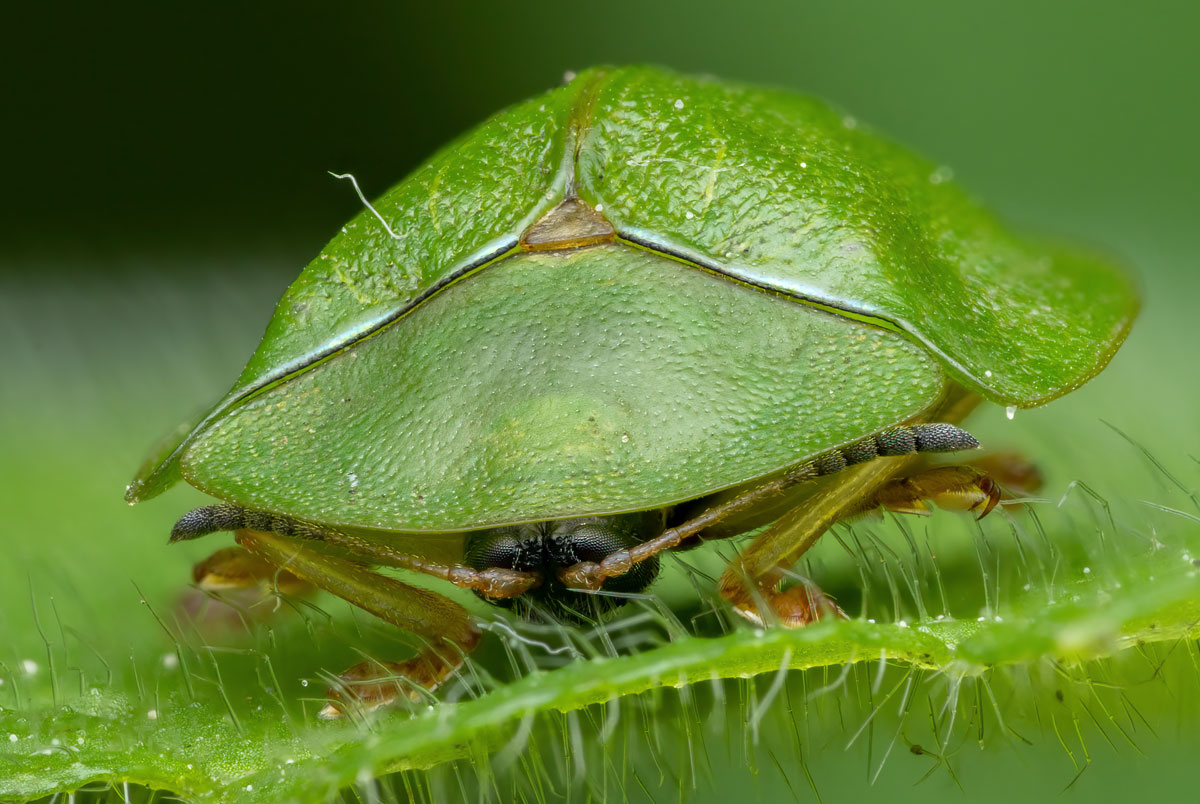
left=464, top=511, right=663, bottom=624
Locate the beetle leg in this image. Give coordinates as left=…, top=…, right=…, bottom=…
left=177, top=546, right=315, bottom=633
left=320, top=646, right=466, bottom=718
left=723, top=463, right=1014, bottom=627
left=964, top=451, right=1044, bottom=496
left=559, top=420, right=982, bottom=591
left=191, top=545, right=310, bottom=594
left=845, top=451, right=1042, bottom=520
left=171, top=505, right=541, bottom=599
left=849, top=465, right=1002, bottom=520
left=234, top=529, right=481, bottom=718
left=732, top=583, right=848, bottom=628
left=718, top=392, right=985, bottom=627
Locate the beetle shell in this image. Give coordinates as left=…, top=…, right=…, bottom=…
left=180, top=247, right=944, bottom=530
left=127, top=66, right=1137, bottom=531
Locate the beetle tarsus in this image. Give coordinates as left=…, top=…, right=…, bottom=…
left=319, top=641, right=473, bottom=719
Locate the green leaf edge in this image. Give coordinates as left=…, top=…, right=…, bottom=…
left=5, top=571, right=1198, bottom=803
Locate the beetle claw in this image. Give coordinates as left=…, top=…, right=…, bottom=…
left=972, top=477, right=1003, bottom=519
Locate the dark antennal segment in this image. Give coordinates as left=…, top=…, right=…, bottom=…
left=169, top=504, right=328, bottom=543
left=809, top=423, right=979, bottom=478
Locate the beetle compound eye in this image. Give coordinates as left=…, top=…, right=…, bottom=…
left=556, top=522, right=636, bottom=565
left=464, top=528, right=530, bottom=572
left=547, top=512, right=665, bottom=564
left=548, top=514, right=663, bottom=597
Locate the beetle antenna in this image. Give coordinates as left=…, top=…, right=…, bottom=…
left=169, top=504, right=328, bottom=543
left=810, top=423, right=981, bottom=478
left=170, top=504, right=247, bottom=541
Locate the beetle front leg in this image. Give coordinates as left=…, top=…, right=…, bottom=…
left=719, top=457, right=925, bottom=627
left=234, top=529, right=481, bottom=718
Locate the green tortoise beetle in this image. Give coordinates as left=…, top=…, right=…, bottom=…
left=128, top=66, right=1137, bottom=715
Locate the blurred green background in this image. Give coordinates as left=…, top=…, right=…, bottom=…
left=3, top=1, right=1198, bottom=801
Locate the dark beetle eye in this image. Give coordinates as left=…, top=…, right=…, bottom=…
left=464, top=527, right=526, bottom=572
left=548, top=513, right=663, bottom=596
left=546, top=512, right=660, bottom=566
left=559, top=522, right=637, bottom=564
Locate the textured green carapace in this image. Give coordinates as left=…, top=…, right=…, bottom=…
left=126, top=65, right=1137, bottom=531
left=183, top=248, right=943, bottom=530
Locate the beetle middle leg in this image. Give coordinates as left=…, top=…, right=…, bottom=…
left=558, top=390, right=1004, bottom=627
left=558, top=418, right=983, bottom=592
left=171, top=508, right=542, bottom=715
left=717, top=392, right=998, bottom=628
left=234, top=529, right=482, bottom=718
